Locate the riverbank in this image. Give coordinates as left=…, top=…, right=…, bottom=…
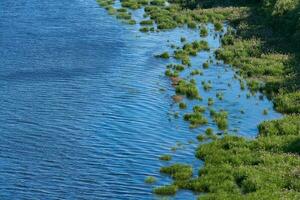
left=96, top=0, right=300, bottom=199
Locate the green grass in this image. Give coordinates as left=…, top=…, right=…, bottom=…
left=153, top=185, right=178, bottom=195
left=202, top=62, right=209, bottom=69
left=274, top=92, right=300, bottom=114
left=190, top=69, right=203, bottom=76
left=184, top=111, right=208, bottom=128
left=179, top=102, right=187, bottom=109
left=140, top=19, right=153, bottom=25
left=156, top=52, right=170, bottom=59
left=160, top=163, right=193, bottom=180
left=175, top=79, right=200, bottom=99
left=139, top=27, right=149, bottom=32
left=159, top=154, right=172, bottom=161
left=200, top=26, right=208, bottom=37
left=145, top=176, right=157, bottom=184
left=210, top=109, right=228, bottom=131
left=208, top=97, right=214, bottom=106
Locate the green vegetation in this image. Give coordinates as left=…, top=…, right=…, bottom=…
left=207, top=97, right=214, bottom=106
left=202, top=81, right=212, bottom=91
left=216, top=92, right=224, bottom=100
left=156, top=52, right=170, bottom=59
left=140, top=19, right=153, bottom=25
left=184, top=108, right=208, bottom=128
left=175, top=79, right=200, bottom=99
left=159, top=154, right=172, bottom=161
left=193, top=105, right=206, bottom=113
left=202, top=62, right=209, bottom=69
left=210, top=109, right=228, bottom=131
left=200, top=26, right=208, bottom=37
left=190, top=69, right=203, bottom=76
left=139, top=27, right=149, bottom=32
left=179, top=102, right=187, bottom=109
left=145, top=176, right=157, bottom=184
left=97, top=0, right=300, bottom=198
left=153, top=185, right=178, bottom=195
left=214, top=21, right=223, bottom=31
left=160, top=163, right=193, bottom=181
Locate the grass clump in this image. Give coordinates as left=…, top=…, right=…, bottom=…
left=153, top=185, right=178, bottom=195
left=156, top=52, right=170, bottom=59
left=165, top=69, right=179, bottom=77
left=139, top=27, right=149, bottom=32
left=145, top=176, right=156, bottom=184
left=202, top=81, right=212, bottom=91
left=274, top=92, right=300, bottom=114
left=214, top=21, right=223, bottom=31
left=184, top=110, right=208, bottom=128
left=140, top=19, right=153, bottom=26
left=216, top=92, right=224, bottom=100
left=190, top=69, right=203, bottom=76
left=202, top=62, right=209, bottom=69
left=179, top=102, right=187, bottom=109
left=200, top=26, right=208, bottom=37
left=208, top=97, right=214, bottom=106
left=180, top=37, right=186, bottom=43
left=159, top=154, right=172, bottom=161
left=193, top=105, right=206, bottom=113
left=210, top=109, right=228, bottom=130
left=175, top=79, right=200, bottom=99
left=160, top=164, right=193, bottom=180
left=166, top=63, right=185, bottom=72
left=258, top=115, right=300, bottom=137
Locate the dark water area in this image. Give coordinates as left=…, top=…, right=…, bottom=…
left=0, top=0, right=281, bottom=199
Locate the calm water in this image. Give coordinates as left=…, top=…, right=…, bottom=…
left=0, top=0, right=281, bottom=199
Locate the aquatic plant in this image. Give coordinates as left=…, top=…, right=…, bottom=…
left=200, top=27, right=208, bottom=37
left=216, top=92, right=224, bottom=100
left=165, top=69, right=179, bottom=77
left=160, top=164, right=193, bottom=181
left=145, top=176, right=157, bottom=184
left=274, top=92, right=300, bottom=114
left=166, top=64, right=185, bottom=72
left=179, top=102, right=187, bottom=109
left=193, top=105, right=206, bottom=113
left=153, top=185, right=178, bottom=195
left=140, top=20, right=153, bottom=26
left=139, top=27, right=149, bottom=32
left=207, top=97, right=214, bottom=106
left=184, top=111, right=208, bottom=128
left=156, top=52, right=170, bottom=59
left=175, top=80, right=200, bottom=99
left=159, top=154, right=172, bottom=161
left=190, top=69, right=203, bottom=76
left=202, top=81, right=212, bottom=91
left=214, top=21, right=223, bottom=31
left=202, top=62, right=209, bottom=69
left=210, top=109, right=228, bottom=130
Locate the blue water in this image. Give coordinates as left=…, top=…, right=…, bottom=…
left=0, top=0, right=281, bottom=199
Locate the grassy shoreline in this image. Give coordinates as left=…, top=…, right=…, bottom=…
left=96, top=0, right=300, bottom=199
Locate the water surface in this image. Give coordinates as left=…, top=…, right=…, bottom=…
left=0, top=0, right=281, bottom=199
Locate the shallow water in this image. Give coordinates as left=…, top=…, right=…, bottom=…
left=0, top=0, right=281, bottom=199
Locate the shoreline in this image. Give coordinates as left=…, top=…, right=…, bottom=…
left=96, top=0, right=300, bottom=199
